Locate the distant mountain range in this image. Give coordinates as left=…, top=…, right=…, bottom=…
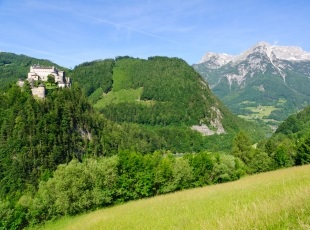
left=194, top=42, right=310, bottom=126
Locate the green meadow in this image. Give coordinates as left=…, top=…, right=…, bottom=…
left=94, top=87, right=143, bottom=108
left=37, top=165, right=310, bottom=230
left=238, top=105, right=280, bottom=126
left=246, top=105, right=278, bottom=117
left=237, top=99, right=287, bottom=124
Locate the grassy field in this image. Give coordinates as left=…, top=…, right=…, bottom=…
left=35, top=165, right=310, bottom=230
left=238, top=105, right=280, bottom=126
left=94, top=87, right=143, bottom=108
left=93, top=59, right=156, bottom=108
left=244, top=105, right=279, bottom=118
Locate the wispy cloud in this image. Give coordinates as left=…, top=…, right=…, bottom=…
left=22, top=0, right=197, bottom=46
left=81, top=13, right=185, bottom=45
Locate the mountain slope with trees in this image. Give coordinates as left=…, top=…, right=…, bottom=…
left=261, top=105, right=310, bottom=167
left=0, top=84, right=156, bottom=198
left=70, top=56, right=267, bottom=152
left=232, top=104, right=310, bottom=176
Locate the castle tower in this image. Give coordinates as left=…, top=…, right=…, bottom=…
left=31, top=83, right=45, bottom=99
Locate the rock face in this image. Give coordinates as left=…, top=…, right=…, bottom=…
left=191, top=107, right=225, bottom=136
left=199, top=52, right=234, bottom=69
left=194, top=42, right=310, bottom=124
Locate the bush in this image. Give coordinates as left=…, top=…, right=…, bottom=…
left=29, top=157, right=118, bottom=221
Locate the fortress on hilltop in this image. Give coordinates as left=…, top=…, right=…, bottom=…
left=18, top=64, right=71, bottom=98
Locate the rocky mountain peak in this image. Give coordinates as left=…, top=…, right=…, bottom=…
left=199, top=52, right=234, bottom=69
left=235, top=42, right=271, bottom=60
left=271, top=44, right=310, bottom=61
left=233, top=41, right=310, bottom=64
left=197, top=42, right=310, bottom=85
left=199, top=42, right=310, bottom=68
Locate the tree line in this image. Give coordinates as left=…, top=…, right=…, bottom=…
left=1, top=151, right=245, bottom=228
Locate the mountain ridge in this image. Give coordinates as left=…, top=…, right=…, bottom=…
left=194, top=42, right=310, bottom=124
left=200, top=42, right=310, bottom=66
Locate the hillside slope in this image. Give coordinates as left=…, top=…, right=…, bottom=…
left=70, top=56, right=267, bottom=151
left=194, top=42, right=310, bottom=125
left=39, top=164, right=310, bottom=230
left=275, top=105, right=310, bottom=136
left=0, top=84, right=169, bottom=200
left=254, top=104, right=310, bottom=170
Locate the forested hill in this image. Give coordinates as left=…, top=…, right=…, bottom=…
left=0, top=84, right=173, bottom=198
left=70, top=56, right=267, bottom=151
left=275, top=106, right=310, bottom=136
left=0, top=52, right=68, bottom=89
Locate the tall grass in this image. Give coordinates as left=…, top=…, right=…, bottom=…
left=37, top=165, right=310, bottom=230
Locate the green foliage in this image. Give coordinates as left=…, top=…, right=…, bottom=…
left=88, top=87, right=104, bottom=103
left=232, top=131, right=254, bottom=165
left=254, top=106, right=310, bottom=171
left=276, top=106, right=310, bottom=136
left=99, top=57, right=217, bottom=126
left=32, top=151, right=243, bottom=223
left=271, top=143, right=295, bottom=168
left=70, top=59, right=114, bottom=96
left=154, top=154, right=194, bottom=194
left=116, top=151, right=158, bottom=201
left=0, top=200, right=29, bottom=229
left=47, top=74, right=55, bottom=83
left=296, top=135, right=310, bottom=165
left=30, top=157, right=118, bottom=222
left=211, top=154, right=246, bottom=182
left=247, top=149, right=274, bottom=173
left=1, top=149, right=247, bottom=228
left=184, top=152, right=214, bottom=186
left=258, top=105, right=310, bottom=168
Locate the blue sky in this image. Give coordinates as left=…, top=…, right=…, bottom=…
left=1, top=0, right=309, bottom=68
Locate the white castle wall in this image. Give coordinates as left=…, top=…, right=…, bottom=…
left=27, top=65, right=68, bottom=84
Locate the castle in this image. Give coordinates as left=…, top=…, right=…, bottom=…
left=18, top=65, right=71, bottom=98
